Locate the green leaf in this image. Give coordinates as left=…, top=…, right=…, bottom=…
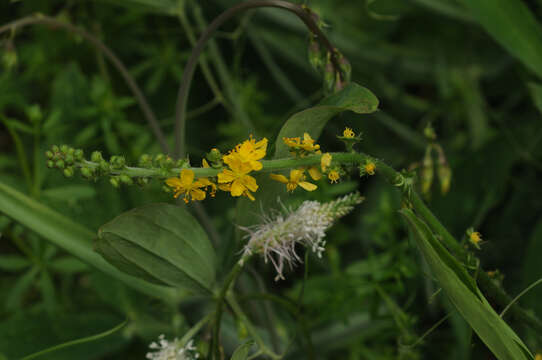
left=6, top=267, right=39, bottom=310
left=459, top=0, right=542, bottom=79
left=49, top=257, right=90, bottom=274
left=274, top=82, right=379, bottom=158
left=522, top=217, right=542, bottom=316
left=0, top=255, right=31, bottom=272
left=42, top=185, right=97, bottom=202
left=527, top=82, right=542, bottom=116
left=0, top=180, right=179, bottom=302
left=230, top=341, right=254, bottom=360
left=97, top=203, right=216, bottom=294
left=400, top=208, right=533, bottom=360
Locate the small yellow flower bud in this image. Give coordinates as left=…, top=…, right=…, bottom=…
left=343, top=127, right=355, bottom=139
left=328, top=170, right=340, bottom=183
left=364, top=162, right=376, bottom=176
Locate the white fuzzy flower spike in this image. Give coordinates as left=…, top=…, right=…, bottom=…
left=146, top=335, right=199, bottom=360
left=241, top=192, right=364, bottom=280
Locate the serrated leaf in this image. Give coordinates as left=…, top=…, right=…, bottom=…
left=274, top=82, right=379, bottom=158
left=97, top=203, right=216, bottom=294
left=400, top=208, right=533, bottom=360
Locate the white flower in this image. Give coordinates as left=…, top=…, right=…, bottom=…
left=146, top=335, right=199, bottom=360
left=240, top=192, right=364, bottom=280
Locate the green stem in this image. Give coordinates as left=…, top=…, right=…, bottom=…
left=212, top=258, right=246, bottom=360
left=500, top=278, right=542, bottom=318
left=174, top=0, right=343, bottom=158
left=226, top=293, right=281, bottom=360
left=191, top=3, right=256, bottom=134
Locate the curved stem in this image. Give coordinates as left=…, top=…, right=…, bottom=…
left=174, top=0, right=341, bottom=158
left=0, top=15, right=169, bottom=153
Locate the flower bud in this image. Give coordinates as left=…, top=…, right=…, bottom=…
left=99, top=160, right=110, bottom=172
left=55, top=160, right=65, bottom=169
left=420, top=146, right=434, bottom=195
left=91, top=151, right=103, bottom=163
left=52, top=145, right=60, bottom=153
left=74, top=149, right=84, bottom=161
left=81, top=167, right=93, bottom=179
left=60, top=144, right=69, bottom=154
left=206, top=148, right=222, bottom=163
left=110, top=155, right=125, bottom=169
left=64, top=154, right=74, bottom=164
left=137, top=177, right=149, bottom=186
left=139, top=154, right=152, bottom=167
left=46, top=160, right=54, bottom=168
left=119, top=174, right=133, bottom=185
left=110, top=177, right=120, bottom=188
left=63, top=167, right=74, bottom=178
left=45, top=150, right=54, bottom=159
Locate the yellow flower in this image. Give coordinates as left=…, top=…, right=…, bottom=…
left=165, top=169, right=208, bottom=203
left=469, top=231, right=482, bottom=245
left=343, top=127, right=355, bottom=138
left=300, top=133, right=320, bottom=152
left=217, top=157, right=258, bottom=201
left=364, top=161, right=376, bottom=175
left=321, top=153, right=332, bottom=172
left=283, top=133, right=320, bottom=155
left=283, top=136, right=301, bottom=148
left=328, top=170, right=340, bottom=183
left=270, top=169, right=317, bottom=192
left=224, top=136, right=267, bottom=171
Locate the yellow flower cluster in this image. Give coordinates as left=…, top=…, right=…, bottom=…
left=217, top=136, right=267, bottom=201
left=166, top=127, right=371, bottom=200
left=165, top=136, right=267, bottom=203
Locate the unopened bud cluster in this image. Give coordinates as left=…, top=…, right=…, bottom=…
left=45, top=144, right=190, bottom=188
left=241, top=192, right=364, bottom=280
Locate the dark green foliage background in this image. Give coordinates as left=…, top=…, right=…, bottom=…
left=1, top=0, right=542, bottom=359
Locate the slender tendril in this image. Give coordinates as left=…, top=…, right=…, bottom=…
left=21, top=320, right=127, bottom=360
left=174, top=0, right=342, bottom=158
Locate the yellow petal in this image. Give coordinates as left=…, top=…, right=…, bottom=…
left=250, top=160, right=263, bottom=171
left=270, top=173, right=289, bottom=184
left=190, top=189, right=206, bottom=201
left=290, top=169, right=305, bottom=183
left=218, top=169, right=236, bottom=183
left=244, top=190, right=255, bottom=201
left=308, top=166, right=322, bottom=180
left=321, top=153, right=332, bottom=172
left=165, top=177, right=182, bottom=188
left=299, top=181, right=317, bottom=191
left=202, top=159, right=210, bottom=168
left=230, top=180, right=245, bottom=197
left=241, top=175, right=258, bottom=192
left=180, top=169, right=195, bottom=188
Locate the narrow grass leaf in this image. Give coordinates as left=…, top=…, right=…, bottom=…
left=400, top=208, right=533, bottom=360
